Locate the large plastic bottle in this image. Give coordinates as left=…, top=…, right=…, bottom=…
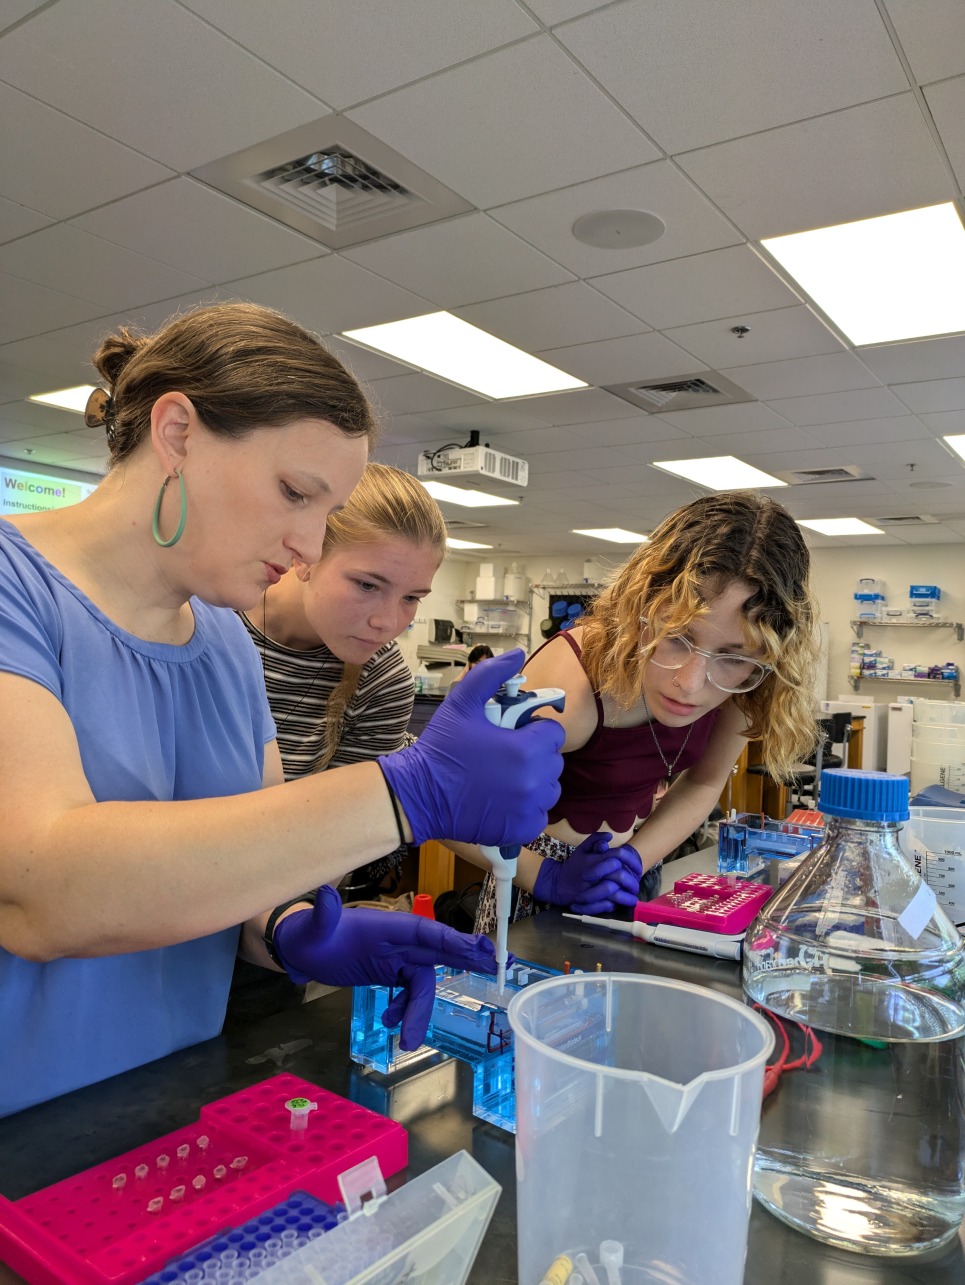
left=743, top=769, right=965, bottom=1257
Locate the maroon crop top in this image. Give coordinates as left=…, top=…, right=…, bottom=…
left=537, top=630, right=721, bottom=835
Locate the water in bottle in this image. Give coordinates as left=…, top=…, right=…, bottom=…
left=743, top=769, right=965, bottom=1256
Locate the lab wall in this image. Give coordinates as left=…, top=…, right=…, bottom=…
left=807, top=544, right=964, bottom=705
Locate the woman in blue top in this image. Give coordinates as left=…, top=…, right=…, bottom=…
left=0, top=302, right=564, bottom=1117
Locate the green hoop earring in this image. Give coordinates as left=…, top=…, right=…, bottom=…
left=151, top=470, right=187, bottom=548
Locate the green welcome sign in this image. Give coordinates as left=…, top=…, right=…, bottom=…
left=1, top=465, right=98, bottom=517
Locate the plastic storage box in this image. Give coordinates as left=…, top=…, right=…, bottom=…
left=903, top=806, right=965, bottom=929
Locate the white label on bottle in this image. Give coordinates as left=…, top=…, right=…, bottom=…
left=898, top=880, right=938, bottom=940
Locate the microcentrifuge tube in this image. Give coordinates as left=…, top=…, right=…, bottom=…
left=176, top=1143, right=190, bottom=1162
left=196, top=1134, right=210, bottom=1151
left=192, top=1174, right=206, bottom=1191
left=229, top=1155, right=248, bottom=1173
left=156, top=1153, right=170, bottom=1171
left=600, top=1239, right=624, bottom=1285
left=147, top=1197, right=164, bottom=1214
left=213, top=1164, right=227, bottom=1180
left=285, top=1096, right=318, bottom=1131
left=111, top=1173, right=126, bottom=1191
left=134, top=1164, right=149, bottom=1181
left=170, top=1184, right=186, bottom=1202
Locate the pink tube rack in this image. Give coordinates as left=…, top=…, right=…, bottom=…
left=0, top=1073, right=407, bottom=1285
left=634, top=872, right=774, bottom=935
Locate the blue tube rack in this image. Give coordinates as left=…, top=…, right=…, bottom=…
left=350, top=960, right=559, bottom=1133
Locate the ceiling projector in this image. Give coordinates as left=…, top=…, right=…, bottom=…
left=416, top=441, right=528, bottom=489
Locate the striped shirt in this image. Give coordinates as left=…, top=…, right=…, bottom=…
left=240, top=613, right=416, bottom=779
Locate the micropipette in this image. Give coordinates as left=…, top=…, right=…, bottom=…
left=562, top=912, right=744, bottom=961
left=482, top=675, right=565, bottom=993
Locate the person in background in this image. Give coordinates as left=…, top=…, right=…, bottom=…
left=229, top=464, right=447, bottom=1017
left=243, top=462, right=447, bottom=885
left=460, top=491, right=819, bottom=932
left=0, top=302, right=564, bottom=1117
left=454, top=643, right=494, bottom=681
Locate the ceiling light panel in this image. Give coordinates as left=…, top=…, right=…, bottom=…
left=650, top=456, right=787, bottom=490
left=797, top=518, right=884, bottom=536
left=572, top=527, right=648, bottom=543
left=341, top=312, right=588, bottom=399
left=446, top=537, right=492, bottom=549
left=762, top=203, right=965, bottom=346
left=421, top=480, right=518, bottom=507
left=28, top=385, right=98, bottom=413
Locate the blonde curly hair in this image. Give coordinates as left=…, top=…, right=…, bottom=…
left=579, top=492, right=819, bottom=780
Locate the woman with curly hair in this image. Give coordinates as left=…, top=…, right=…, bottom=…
left=469, top=490, right=820, bottom=931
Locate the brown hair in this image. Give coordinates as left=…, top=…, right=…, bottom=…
left=579, top=492, right=819, bottom=779
left=92, top=302, right=376, bottom=467
left=316, top=463, right=447, bottom=770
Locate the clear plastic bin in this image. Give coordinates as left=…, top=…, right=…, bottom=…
left=912, top=723, right=965, bottom=748
left=508, top=974, right=773, bottom=1285
left=249, top=1151, right=500, bottom=1285
left=914, top=700, right=965, bottom=726
left=911, top=757, right=965, bottom=795
left=903, top=805, right=965, bottom=929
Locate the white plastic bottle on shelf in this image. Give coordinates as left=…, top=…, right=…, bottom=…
left=414, top=663, right=429, bottom=694
left=503, top=561, right=526, bottom=601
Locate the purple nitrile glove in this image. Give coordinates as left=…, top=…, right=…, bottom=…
left=273, top=886, right=506, bottom=1050
left=379, top=648, right=565, bottom=847
left=533, top=832, right=643, bottom=915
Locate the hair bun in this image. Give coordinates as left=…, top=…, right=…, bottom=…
left=92, top=327, right=145, bottom=387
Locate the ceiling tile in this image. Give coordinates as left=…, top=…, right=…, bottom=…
left=510, top=425, right=604, bottom=454
left=765, top=387, right=911, bottom=426
left=0, top=1, right=49, bottom=25
left=588, top=246, right=799, bottom=330
left=503, top=388, right=644, bottom=426
left=368, top=373, right=485, bottom=417
left=919, top=410, right=965, bottom=436
left=698, top=426, right=825, bottom=455
left=718, top=352, right=882, bottom=401
left=667, top=306, right=844, bottom=369
left=803, top=416, right=931, bottom=447
left=343, top=213, right=573, bottom=308
left=180, top=0, right=537, bottom=106
left=539, top=332, right=702, bottom=386
left=71, top=179, right=326, bottom=284
left=0, top=195, right=52, bottom=244
left=678, top=95, right=952, bottom=239
left=226, top=257, right=431, bottom=334
left=0, top=0, right=326, bottom=171
left=883, top=0, right=965, bottom=86
left=892, top=378, right=965, bottom=414
left=456, top=282, right=644, bottom=351
left=876, top=523, right=965, bottom=544
left=858, top=336, right=965, bottom=384
left=0, top=82, right=173, bottom=220
left=0, top=225, right=209, bottom=310
left=349, top=38, right=656, bottom=208
left=0, top=272, right=111, bottom=341
left=557, top=0, right=907, bottom=153
left=923, top=76, right=965, bottom=190
left=563, top=415, right=693, bottom=447
left=320, top=336, right=410, bottom=383
left=412, top=403, right=555, bottom=436
left=491, top=161, right=740, bottom=277
left=655, top=401, right=794, bottom=437
left=525, top=0, right=612, bottom=21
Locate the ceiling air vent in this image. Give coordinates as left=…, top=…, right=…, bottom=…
left=874, top=514, right=939, bottom=526
left=603, top=371, right=753, bottom=414
left=191, top=117, right=472, bottom=250
left=443, top=518, right=488, bottom=530
left=779, top=465, right=874, bottom=485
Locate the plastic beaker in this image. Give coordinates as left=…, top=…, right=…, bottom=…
left=507, top=973, right=774, bottom=1285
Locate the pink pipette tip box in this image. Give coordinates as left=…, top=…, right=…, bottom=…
left=0, top=1073, right=407, bottom=1285
left=634, top=872, right=773, bottom=935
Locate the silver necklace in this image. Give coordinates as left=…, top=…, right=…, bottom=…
left=259, top=590, right=325, bottom=732
left=642, top=693, right=694, bottom=784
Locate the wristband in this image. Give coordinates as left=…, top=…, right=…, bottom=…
left=263, top=890, right=317, bottom=968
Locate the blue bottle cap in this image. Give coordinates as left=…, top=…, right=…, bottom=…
left=819, top=768, right=910, bottom=821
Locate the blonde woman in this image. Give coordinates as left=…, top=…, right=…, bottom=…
left=466, top=491, right=820, bottom=931
left=240, top=462, right=447, bottom=891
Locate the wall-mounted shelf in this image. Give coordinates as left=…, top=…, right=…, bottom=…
left=850, top=619, right=964, bottom=641
left=849, top=675, right=961, bottom=698
left=457, top=598, right=528, bottom=608
left=531, top=582, right=606, bottom=595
